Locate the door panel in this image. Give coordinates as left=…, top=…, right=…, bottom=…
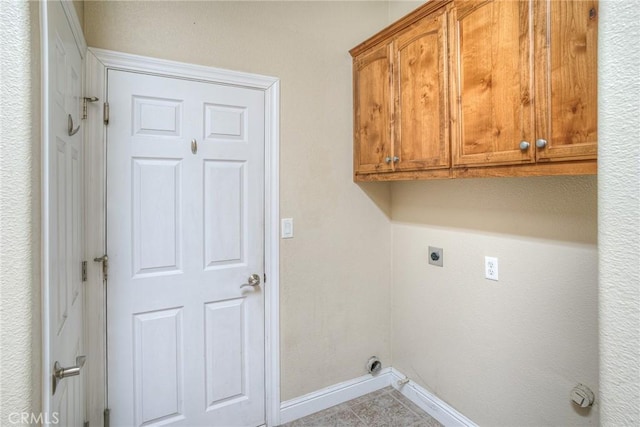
left=395, top=7, right=450, bottom=171
left=107, top=70, right=265, bottom=427
left=46, top=1, right=85, bottom=425
left=132, top=158, right=182, bottom=276
left=203, top=161, right=245, bottom=268
left=450, top=0, right=535, bottom=167
left=534, top=0, right=598, bottom=161
left=353, top=43, right=393, bottom=174
left=133, top=308, right=185, bottom=426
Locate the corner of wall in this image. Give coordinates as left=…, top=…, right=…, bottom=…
left=598, top=0, right=640, bottom=424
left=0, top=0, right=38, bottom=422
left=29, top=0, right=43, bottom=417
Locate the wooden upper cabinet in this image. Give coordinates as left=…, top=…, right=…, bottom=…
left=450, top=0, right=535, bottom=167
left=350, top=0, right=597, bottom=181
left=534, top=0, right=598, bottom=161
left=353, top=42, right=393, bottom=175
left=394, top=7, right=450, bottom=171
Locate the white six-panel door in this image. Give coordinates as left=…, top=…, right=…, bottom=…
left=106, top=70, right=265, bottom=427
left=45, top=1, right=86, bottom=425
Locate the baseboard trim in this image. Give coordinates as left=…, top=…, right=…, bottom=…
left=279, top=368, right=392, bottom=425
left=390, top=368, right=478, bottom=427
left=279, top=367, right=476, bottom=427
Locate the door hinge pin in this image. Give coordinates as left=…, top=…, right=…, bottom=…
left=82, top=261, right=87, bottom=282
left=104, top=408, right=110, bottom=427
left=103, top=102, right=110, bottom=125
left=82, top=96, right=99, bottom=120
left=94, top=255, right=109, bottom=281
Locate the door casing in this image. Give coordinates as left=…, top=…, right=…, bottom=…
left=83, top=47, right=281, bottom=426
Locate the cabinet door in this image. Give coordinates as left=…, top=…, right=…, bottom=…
left=534, top=0, right=598, bottom=161
left=394, top=7, right=450, bottom=171
left=353, top=43, right=393, bottom=174
left=450, top=0, right=535, bottom=167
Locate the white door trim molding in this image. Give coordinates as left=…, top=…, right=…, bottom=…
left=59, top=0, right=86, bottom=58
left=85, top=48, right=281, bottom=426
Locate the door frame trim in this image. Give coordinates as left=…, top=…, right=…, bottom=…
left=84, top=48, right=281, bottom=426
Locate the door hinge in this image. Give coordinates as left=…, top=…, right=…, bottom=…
left=263, top=273, right=267, bottom=284
left=94, top=255, right=109, bottom=281
left=104, top=408, right=110, bottom=427
left=83, top=421, right=89, bottom=427
left=103, top=102, right=110, bottom=125
left=82, top=96, right=99, bottom=120
left=81, top=261, right=87, bottom=282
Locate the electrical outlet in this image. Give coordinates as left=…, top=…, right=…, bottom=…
left=485, top=256, right=499, bottom=281
left=428, top=247, right=443, bottom=267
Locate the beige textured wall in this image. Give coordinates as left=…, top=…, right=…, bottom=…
left=72, top=0, right=83, bottom=28
left=380, top=8, right=599, bottom=423
left=387, top=3, right=602, bottom=425
left=0, top=1, right=41, bottom=425
left=83, top=0, right=392, bottom=401
left=391, top=178, right=598, bottom=425
left=598, top=0, right=640, bottom=424
left=0, top=0, right=635, bottom=424
left=388, top=0, right=423, bottom=22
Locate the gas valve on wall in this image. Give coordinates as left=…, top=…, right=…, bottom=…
left=570, top=384, right=595, bottom=408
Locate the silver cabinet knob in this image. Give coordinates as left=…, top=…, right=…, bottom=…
left=385, top=156, right=392, bottom=164
left=53, top=355, right=86, bottom=394
left=393, top=156, right=399, bottom=163
left=240, top=273, right=261, bottom=289
left=519, top=141, right=530, bottom=150
left=536, top=139, right=547, bottom=148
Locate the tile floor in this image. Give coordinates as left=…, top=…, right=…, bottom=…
left=280, top=387, right=443, bottom=427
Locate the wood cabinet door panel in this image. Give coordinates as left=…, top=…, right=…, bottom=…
left=450, top=0, right=535, bottom=167
left=394, top=7, right=450, bottom=171
left=534, top=0, right=598, bottom=161
left=354, top=43, right=393, bottom=174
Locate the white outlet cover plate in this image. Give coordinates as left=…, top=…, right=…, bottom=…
left=485, top=256, right=499, bottom=281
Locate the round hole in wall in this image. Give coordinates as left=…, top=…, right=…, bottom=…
left=367, top=356, right=382, bottom=375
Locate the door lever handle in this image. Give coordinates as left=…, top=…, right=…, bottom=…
left=53, top=355, right=86, bottom=394
left=240, top=274, right=261, bottom=289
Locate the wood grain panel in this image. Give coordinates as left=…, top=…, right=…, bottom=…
left=353, top=43, right=393, bottom=174
left=535, top=0, right=598, bottom=161
left=450, top=0, right=535, bottom=167
left=395, top=6, right=450, bottom=171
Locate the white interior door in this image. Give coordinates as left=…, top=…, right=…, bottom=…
left=106, top=70, right=265, bottom=427
left=44, top=1, right=86, bottom=425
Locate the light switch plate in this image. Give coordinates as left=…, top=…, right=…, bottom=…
left=281, top=218, right=294, bottom=239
